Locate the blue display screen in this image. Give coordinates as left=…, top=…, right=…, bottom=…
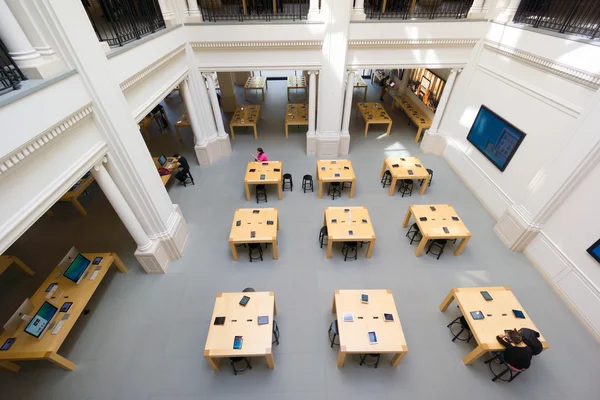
left=158, top=154, right=167, bottom=166
left=24, top=302, right=58, bottom=338
left=466, top=106, right=526, bottom=172
left=587, top=240, right=600, bottom=263
left=63, top=253, right=91, bottom=283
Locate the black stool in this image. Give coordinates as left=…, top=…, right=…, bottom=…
left=419, top=169, right=433, bottom=187
left=230, top=357, right=252, bottom=375
left=447, top=315, right=472, bottom=343
left=359, top=354, right=381, bottom=368
left=328, top=182, right=341, bottom=200
left=381, top=170, right=392, bottom=188
left=242, top=287, right=255, bottom=292
left=341, top=181, right=352, bottom=191
left=248, top=243, right=263, bottom=262
left=183, top=171, right=195, bottom=187
left=397, top=179, right=413, bottom=197
left=426, top=239, right=447, bottom=260
left=328, top=320, right=339, bottom=347
left=272, top=320, right=280, bottom=345
left=283, top=173, right=293, bottom=191
left=319, top=226, right=328, bottom=248
left=485, top=353, right=525, bottom=382
left=342, top=241, right=358, bottom=261
left=406, top=223, right=422, bottom=245
left=302, top=174, right=314, bottom=192
left=256, top=184, right=267, bottom=203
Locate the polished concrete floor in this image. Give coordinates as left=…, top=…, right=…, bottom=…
left=0, top=75, right=599, bottom=400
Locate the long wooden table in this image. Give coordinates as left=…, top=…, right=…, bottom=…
left=392, top=94, right=432, bottom=143
left=287, top=76, right=306, bottom=101
left=205, top=291, right=277, bottom=371
left=440, top=287, right=549, bottom=365
left=324, top=207, right=376, bottom=259
left=380, top=157, right=430, bottom=196
left=153, top=157, right=180, bottom=186
left=230, top=105, right=262, bottom=139
left=0, top=253, right=127, bottom=372
left=0, top=256, right=34, bottom=277
left=356, top=102, right=392, bottom=137
left=284, top=104, right=308, bottom=138
left=229, top=208, right=279, bottom=261
left=352, top=75, right=368, bottom=101
left=173, top=112, right=189, bottom=142
left=244, top=161, right=283, bottom=201
left=316, top=160, right=356, bottom=199
left=244, top=76, right=268, bottom=101
left=57, top=173, right=96, bottom=216
left=332, top=289, right=408, bottom=367
left=402, top=204, right=471, bottom=257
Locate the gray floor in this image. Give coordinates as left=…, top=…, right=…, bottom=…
left=1, top=76, right=599, bottom=400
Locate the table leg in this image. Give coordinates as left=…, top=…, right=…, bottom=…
left=391, top=349, right=408, bottom=367
left=331, top=293, right=337, bottom=313
left=12, top=257, right=34, bottom=276
left=277, top=213, right=280, bottom=230
left=439, top=288, right=456, bottom=311
left=272, top=240, right=279, bottom=260
left=229, top=241, right=239, bottom=261
left=336, top=349, right=347, bottom=367
left=364, top=122, right=369, bottom=137
left=318, top=180, right=323, bottom=199
left=230, top=124, right=235, bottom=139
left=419, top=177, right=429, bottom=195
left=205, top=354, right=220, bottom=371
left=46, top=352, right=76, bottom=371
left=454, top=237, right=471, bottom=256
left=463, top=344, right=489, bottom=365
left=111, top=253, right=129, bottom=273
left=278, top=182, right=283, bottom=200
left=285, top=123, right=288, bottom=139
left=273, top=298, right=277, bottom=315
left=245, top=183, right=251, bottom=201
left=287, top=87, right=290, bottom=102
left=253, top=125, right=258, bottom=140
left=266, top=354, right=275, bottom=369
left=72, top=199, right=87, bottom=217
left=349, top=179, right=356, bottom=198
left=365, top=238, right=375, bottom=258
left=415, top=127, right=423, bottom=143
left=326, top=238, right=333, bottom=259
left=0, top=360, right=20, bottom=372
left=244, top=88, right=248, bottom=101
left=363, top=87, right=367, bottom=101
left=415, top=236, right=429, bottom=257
left=386, top=122, right=392, bottom=136
left=401, top=208, right=412, bottom=228
left=388, top=177, right=398, bottom=196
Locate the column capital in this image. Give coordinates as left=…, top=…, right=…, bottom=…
left=451, top=68, right=463, bottom=74
left=202, top=72, right=215, bottom=79
left=93, top=157, right=108, bottom=171
left=307, top=70, right=319, bottom=75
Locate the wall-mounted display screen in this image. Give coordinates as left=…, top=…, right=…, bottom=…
left=587, top=239, right=600, bottom=263
left=466, top=106, right=526, bottom=172
left=407, top=68, right=445, bottom=112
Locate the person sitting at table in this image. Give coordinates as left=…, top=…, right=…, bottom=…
left=495, top=329, right=533, bottom=370
left=172, top=153, right=189, bottom=174
left=252, top=148, right=268, bottom=162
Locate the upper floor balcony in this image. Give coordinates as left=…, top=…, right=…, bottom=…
left=362, top=0, right=475, bottom=20
left=0, top=39, right=25, bottom=97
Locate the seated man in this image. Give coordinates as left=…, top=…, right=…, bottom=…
left=496, top=329, right=533, bottom=370
left=172, top=153, right=189, bottom=174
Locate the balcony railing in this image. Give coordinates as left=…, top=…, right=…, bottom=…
left=513, top=0, right=600, bottom=39
left=82, top=0, right=166, bottom=47
left=0, top=39, right=26, bottom=97
left=199, top=0, right=310, bottom=22
left=364, top=0, right=473, bottom=20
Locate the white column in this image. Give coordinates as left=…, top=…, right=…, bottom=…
left=307, top=0, right=320, bottom=20
left=157, top=0, right=177, bottom=26
left=203, top=72, right=227, bottom=138
left=341, top=70, right=355, bottom=136
left=352, top=0, right=366, bottom=20
left=428, top=68, right=461, bottom=133
left=467, top=0, right=487, bottom=19
left=179, top=78, right=204, bottom=146
left=187, top=0, right=201, bottom=17
left=495, top=0, right=522, bottom=23
left=307, top=71, right=318, bottom=135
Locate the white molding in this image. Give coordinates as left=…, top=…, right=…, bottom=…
left=349, top=38, right=479, bottom=48
left=133, top=69, right=189, bottom=123
left=191, top=40, right=323, bottom=50
left=484, top=40, right=600, bottom=90
left=0, top=104, right=94, bottom=178
left=476, top=64, right=583, bottom=118
left=119, top=44, right=186, bottom=91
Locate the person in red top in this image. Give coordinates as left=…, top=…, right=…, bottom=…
left=252, top=148, right=268, bottom=162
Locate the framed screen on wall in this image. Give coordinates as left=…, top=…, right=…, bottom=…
left=466, top=106, right=526, bottom=172
left=586, top=239, right=600, bottom=263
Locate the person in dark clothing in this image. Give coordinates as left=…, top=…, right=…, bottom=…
left=173, top=153, right=190, bottom=174
left=496, top=329, right=533, bottom=370
left=519, top=327, right=543, bottom=356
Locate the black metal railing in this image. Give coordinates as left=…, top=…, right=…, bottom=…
left=0, top=39, right=26, bottom=97
left=365, top=0, right=474, bottom=20
left=82, top=0, right=166, bottom=46
left=199, top=0, right=310, bottom=22
left=513, top=0, right=600, bottom=39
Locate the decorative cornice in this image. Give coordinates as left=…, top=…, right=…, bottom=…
left=120, top=44, right=186, bottom=91
left=0, top=105, right=94, bottom=177
left=191, top=40, right=323, bottom=50
left=484, top=40, right=600, bottom=90
left=348, top=39, right=479, bottom=48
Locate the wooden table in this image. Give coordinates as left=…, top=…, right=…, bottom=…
left=244, top=76, right=268, bottom=101
left=205, top=291, right=277, bottom=371
left=57, top=173, right=95, bottom=216
left=0, top=256, right=34, bottom=277
left=440, top=287, right=549, bottom=365
left=229, top=208, right=280, bottom=261
left=287, top=76, right=306, bottom=101
left=324, top=207, right=376, bottom=259
left=284, top=104, right=308, bottom=138
left=230, top=105, right=262, bottom=139
left=153, top=157, right=180, bottom=186
left=138, top=115, right=154, bottom=141
left=0, top=253, right=127, bottom=372
left=173, top=112, right=189, bottom=142
left=349, top=75, right=368, bottom=101
left=244, top=161, right=283, bottom=202
left=402, top=204, right=471, bottom=257
left=392, top=94, right=432, bottom=143
left=332, top=289, right=408, bottom=367
left=356, top=102, right=392, bottom=137
left=316, top=160, right=356, bottom=199
left=380, top=157, right=431, bottom=196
